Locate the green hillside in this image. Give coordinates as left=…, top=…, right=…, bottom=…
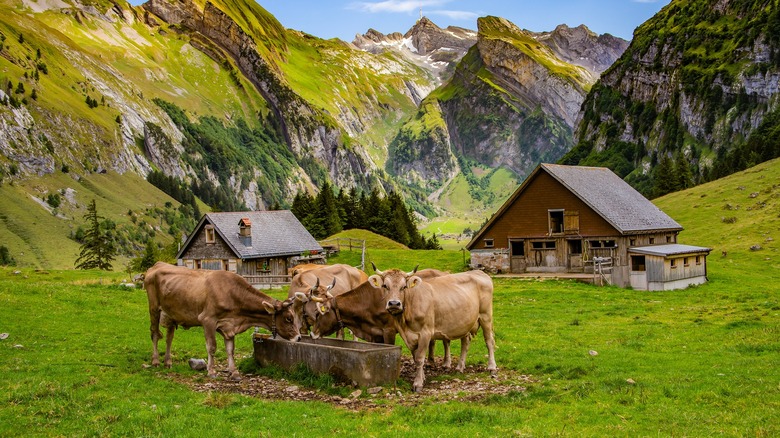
left=0, top=171, right=198, bottom=269
left=654, top=157, right=780, bottom=259
left=324, top=228, right=408, bottom=250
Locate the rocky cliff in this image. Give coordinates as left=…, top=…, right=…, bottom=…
left=568, top=0, right=780, bottom=197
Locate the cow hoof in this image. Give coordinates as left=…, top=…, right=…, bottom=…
left=229, top=373, right=241, bottom=381
left=490, top=369, right=498, bottom=378
left=207, top=372, right=218, bottom=379
left=412, top=385, right=423, bottom=393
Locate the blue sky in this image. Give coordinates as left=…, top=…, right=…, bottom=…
left=260, top=0, right=672, bottom=42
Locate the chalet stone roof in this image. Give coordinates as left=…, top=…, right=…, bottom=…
left=178, top=210, right=322, bottom=260
left=542, top=163, right=683, bottom=234
left=629, top=244, right=712, bottom=257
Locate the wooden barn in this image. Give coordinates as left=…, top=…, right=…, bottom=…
left=466, top=163, right=711, bottom=289
left=176, top=210, right=323, bottom=282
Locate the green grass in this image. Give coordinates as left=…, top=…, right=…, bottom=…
left=324, top=229, right=409, bottom=250
left=1, top=243, right=778, bottom=435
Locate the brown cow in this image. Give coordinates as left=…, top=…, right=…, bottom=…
left=288, top=264, right=368, bottom=336
left=287, top=263, right=325, bottom=277
left=144, top=262, right=301, bottom=380
left=368, top=267, right=497, bottom=392
left=309, top=268, right=451, bottom=359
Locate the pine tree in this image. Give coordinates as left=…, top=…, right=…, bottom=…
left=75, top=199, right=116, bottom=270
left=674, top=151, right=693, bottom=190
left=653, top=153, right=677, bottom=198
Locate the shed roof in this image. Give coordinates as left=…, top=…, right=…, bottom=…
left=177, top=210, right=322, bottom=260
left=629, top=244, right=712, bottom=257
left=467, top=164, right=683, bottom=250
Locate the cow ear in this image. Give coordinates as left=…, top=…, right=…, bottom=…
left=407, top=276, right=423, bottom=289
left=294, top=292, right=309, bottom=303
left=262, top=301, right=276, bottom=313
left=368, top=274, right=382, bottom=289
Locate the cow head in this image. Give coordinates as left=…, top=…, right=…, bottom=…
left=368, top=264, right=420, bottom=316
left=307, top=289, right=337, bottom=339
left=295, top=277, right=337, bottom=334
left=263, top=298, right=302, bottom=342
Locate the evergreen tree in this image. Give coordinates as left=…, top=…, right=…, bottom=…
left=674, top=151, right=693, bottom=190
left=653, top=153, right=677, bottom=198
left=311, top=181, right=342, bottom=239
left=75, top=199, right=116, bottom=270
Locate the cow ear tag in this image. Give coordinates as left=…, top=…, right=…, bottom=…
left=408, top=276, right=422, bottom=289
left=320, top=305, right=328, bottom=314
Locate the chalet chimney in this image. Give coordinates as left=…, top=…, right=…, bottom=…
left=238, top=217, right=252, bottom=236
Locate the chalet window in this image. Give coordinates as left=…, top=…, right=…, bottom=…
left=568, top=240, right=582, bottom=255
left=484, top=238, right=494, bottom=248
left=630, top=238, right=636, bottom=246
left=695, top=256, right=701, bottom=265
left=631, top=255, right=646, bottom=271
left=683, top=257, right=689, bottom=267
left=532, top=241, right=555, bottom=249
left=548, top=209, right=564, bottom=234
left=510, top=240, right=524, bottom=256
left=670, top=258, right=677, bottom=269
left=649, top=237, right=655, bottom=244
left=205, top=225, right=216, bottom=244
left=588, top=240, right=615, bottom=248
left=666, top=235, right=672, bottom=243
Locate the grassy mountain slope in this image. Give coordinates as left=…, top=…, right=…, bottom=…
left=0, top=171, right=197, bottom=269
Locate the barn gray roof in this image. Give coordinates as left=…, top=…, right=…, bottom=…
left=179, top=210, right=322, bottom=260
left=542, top=163, right=683, bottom=234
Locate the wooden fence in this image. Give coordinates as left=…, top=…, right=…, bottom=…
left=244, top=274, right=292, bottom=289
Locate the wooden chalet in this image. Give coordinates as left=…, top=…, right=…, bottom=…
left=466, top=163, right=711, bottom=289
left=176, top=210, right=323, bottom=284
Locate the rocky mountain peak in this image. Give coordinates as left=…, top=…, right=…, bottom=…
left=538, top=23, right=629, bottom=74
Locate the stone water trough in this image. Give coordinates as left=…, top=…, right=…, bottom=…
left=253, top=334, right=401, bottom=386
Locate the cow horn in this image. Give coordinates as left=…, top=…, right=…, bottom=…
left=371, top=262, right=384, bottom=275
left=327, top=278, right=337, bottom=291
left=310, top=277, right=320, bottom=293
left=406, top=264, right=419, bottom=277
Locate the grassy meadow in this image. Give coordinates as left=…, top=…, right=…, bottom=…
left=1, top=160, right=779, bottom=436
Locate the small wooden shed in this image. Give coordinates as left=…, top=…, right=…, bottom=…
left=176, top=210, right=323, bottom=282
left=628, top=244, right=712, bottom=291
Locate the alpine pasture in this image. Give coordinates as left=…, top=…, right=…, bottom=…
left=1, top=161, right=779, bottom=436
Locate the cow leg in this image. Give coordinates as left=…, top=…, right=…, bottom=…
left=427, top=340, right=436, bottom=366
left=442, top=340, right=452, bottom=369
left=456, top=333, right=472, bottom=373
left=412, top=335, right=430, bottom=393
left=224, top=336, right=241, bottom=380
left=149, top=308, right=162, bottom=367
left=480, top=316, right=498, bottom=376
left=163, top=324, right=176, bottom=369
left=202, top=323, right=219, bottom=378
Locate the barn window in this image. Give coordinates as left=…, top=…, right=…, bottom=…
left=532, top=241, right=555, bottom=249
left=548, top=209, right=564, bottom=234
left=205, top=225, right=216, bottom=244
left=484, top=238, right=494, bottom=248
left=630, top=238, right=636, bottom=246
left=670, top=258, right=677, bottom=268
left=649, top=237, right=655, bottom=244
left=696, top=255, right=701, bottom=265
left=510, top=240, right=524, bottom=256
left=631, top=255, right=646, bottom=271
left=666, top=235, right=672, bottom=243
left=568, top=240, right=582, bottom=254
left=683, top=257, right=689, bottom=267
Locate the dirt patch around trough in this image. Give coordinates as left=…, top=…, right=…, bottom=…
left=171, top=356, right=535, bottom=410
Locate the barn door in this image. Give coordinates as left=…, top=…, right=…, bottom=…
left=564, top=210, right=580, bottom=235
left=509, top=239, right=526, bottom=273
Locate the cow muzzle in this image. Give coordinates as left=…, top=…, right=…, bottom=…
left=386, top=300, right=403, bottom=315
